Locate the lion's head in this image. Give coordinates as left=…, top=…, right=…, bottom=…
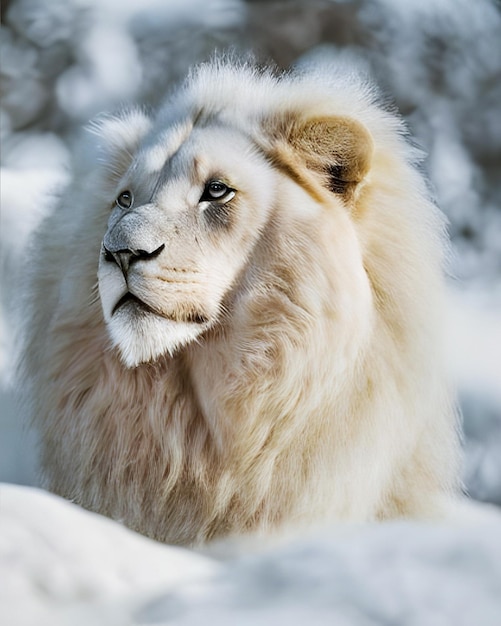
left=96, top=66, right=373, bottom=367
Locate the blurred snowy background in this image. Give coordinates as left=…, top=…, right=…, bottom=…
left=1, top=0, right=500, bottom=624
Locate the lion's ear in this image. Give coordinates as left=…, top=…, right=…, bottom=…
left=270, top=115, right=373, bottom=201
left=89, top=110, right=152, bottom=181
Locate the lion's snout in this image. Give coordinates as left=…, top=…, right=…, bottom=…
left=103, top=203, right=168, bottom=272
left=103, top=243, right=165, bottom=275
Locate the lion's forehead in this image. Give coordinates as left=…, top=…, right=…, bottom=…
left=138, top=121, right=195, bottom=175
left=130, top=122, right=269, bottom=201
left=137, top=120, right=255, bottom=174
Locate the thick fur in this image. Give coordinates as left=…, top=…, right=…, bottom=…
left=21, top=60, right=459, bottom=546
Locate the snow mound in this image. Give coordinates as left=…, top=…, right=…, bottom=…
left=1, top=484, right=500, bottom=626
left=0, top=483, right=217, bottom=626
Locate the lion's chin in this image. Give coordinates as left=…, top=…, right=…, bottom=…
left=107, top=305, right=206, bottom=368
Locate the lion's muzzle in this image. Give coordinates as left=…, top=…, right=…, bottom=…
left=103, top=242, right=165, bottom=276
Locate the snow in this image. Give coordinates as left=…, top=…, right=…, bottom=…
left=2, top=484, right=501, bottom=626
left=1, top=0, right=500, bottom=623
left=0, top=483, right=218, bottom=626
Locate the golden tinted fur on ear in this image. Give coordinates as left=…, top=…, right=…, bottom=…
left=20, top=60, right=460, bottom=547
left=268, top=115, right=374, bottom=203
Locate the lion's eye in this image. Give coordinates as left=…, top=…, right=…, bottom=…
left=116, top=190, right=133, bottom=209
left=201, top=180, right=235, bottom=202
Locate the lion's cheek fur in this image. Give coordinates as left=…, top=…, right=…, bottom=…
left=184, top=207, right=380, bottom=522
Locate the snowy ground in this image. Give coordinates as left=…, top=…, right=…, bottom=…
left=2, top=483, right=501, bottom=626
left=1, top=0, right=500, bottom=624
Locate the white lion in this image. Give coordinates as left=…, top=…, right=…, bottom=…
left=21, top=59, right=459, bottom=546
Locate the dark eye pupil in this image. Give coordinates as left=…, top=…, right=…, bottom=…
left=117, top=191, right=133, bottom=209
left=208, top=182, right=227, bottom=198
left=200, top=180, right=235, bottom=203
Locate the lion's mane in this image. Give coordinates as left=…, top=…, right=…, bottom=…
left=21, top=60, right=459, bottom=546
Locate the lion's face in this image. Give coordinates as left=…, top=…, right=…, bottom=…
left=97, top=85, right=373, bottom=368
left=98, top=123, right=277, bottom=366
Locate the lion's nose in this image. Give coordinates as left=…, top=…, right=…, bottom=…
left=103, top=243, right=165, bottom=274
